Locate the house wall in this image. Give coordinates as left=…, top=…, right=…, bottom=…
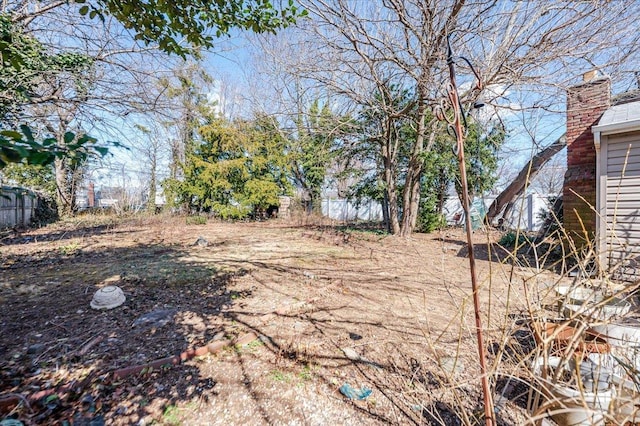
left=599, top=131, right=640, bottom=280
left=564, top=76, right=611, bottom=245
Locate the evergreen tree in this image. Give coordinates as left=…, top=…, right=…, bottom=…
left=291, top=100, right=348, bottom=213
left=164, top=116, right=291, bottom=219
left=417, top=119, right=506, bottom=232
left=348, top=85, right=505, bottom=233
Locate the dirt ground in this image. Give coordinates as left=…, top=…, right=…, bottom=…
left=0, top=214, right=560, bottom=425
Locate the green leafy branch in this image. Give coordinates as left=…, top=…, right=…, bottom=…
left=0, top=125, right=113, bottom=169
left=75, top=0, right=308, bottom=57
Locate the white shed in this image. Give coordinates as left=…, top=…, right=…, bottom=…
left=593, top=100, right=640, bottom=279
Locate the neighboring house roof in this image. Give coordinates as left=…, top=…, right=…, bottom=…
left=612, top=89, right=640, bottom=106
left=592, top=100, right=640, bottom=147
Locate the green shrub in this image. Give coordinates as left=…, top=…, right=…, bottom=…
left=417, top=211, right=447, bottom=233
left=213, top=204, right=252, bottom=220
left=498, top=231, right=530, bottom=247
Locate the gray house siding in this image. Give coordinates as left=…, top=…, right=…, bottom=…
left=599, top=131, right=640, bottom=279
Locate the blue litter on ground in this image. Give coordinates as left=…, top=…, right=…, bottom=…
left=339, top=383, right=372, bottom=400
left=0, top=420, right=24, bottom=426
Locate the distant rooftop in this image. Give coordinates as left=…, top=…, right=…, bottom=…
left=613, top=89, right=640, bottom=106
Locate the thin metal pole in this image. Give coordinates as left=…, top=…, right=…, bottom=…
left=447, top=45, right=495, bottom=426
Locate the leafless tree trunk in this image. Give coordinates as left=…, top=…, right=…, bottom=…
left=381, top=120, right=401, bottom=234
left=399, top=102, right=428, bottom=236
left=486, top=135, right=566, bottom=223
left=132, top=123, right=165, bottom=213
left=293, top=0, right=640, bottom=236
left=4, top=1, right=181, bottom=216
left=163, top=61, right=213, bottom=185
left=54, top=158, right=80, bottom=216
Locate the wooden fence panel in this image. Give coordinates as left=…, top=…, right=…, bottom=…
left=0, top=187, right=37, bottom=228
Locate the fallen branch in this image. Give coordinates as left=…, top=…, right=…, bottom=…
left=486, top=135, right=566, bottom=224
left=77, top=335, right=104, bottom=357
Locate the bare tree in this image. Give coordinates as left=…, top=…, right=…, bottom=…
left=291, top=0, right=640, bottom=236
left=292, top=1, right=478, bottom=235
left=243, top=32, right=356, bottom=214
left=3, top=1, right=180, bottom=215
left=132, top=121, right=169, bottom=212
left=160, top=61, right=214, bottom=188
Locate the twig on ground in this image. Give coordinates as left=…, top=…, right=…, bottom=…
left=49, top=321, right=70, bottom=333
left=1, top=392, right=32, bottom=415
left=77, top=335, right=104, bottom=357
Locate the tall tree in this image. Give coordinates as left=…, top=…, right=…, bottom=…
left=131, top=122, right=168, bottom=213
left=1, top=0, right=305, bottom=214
left=161, top=62, right=214, bottom=183
left=164, top=115, right=291, bottom=218
left=19, top=10, right=172, bottom=215
left=294, top=0, right=640, bottom=235
left=0, top=15, right=107, bottom=171
left=290, top=99, right=347, bottom=213
left=351, top=85, right=414, bottom=234
left=244, top=33, right=354, bottom=216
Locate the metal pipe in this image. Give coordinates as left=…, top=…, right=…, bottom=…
left=445, top=34, right=495, bottom=426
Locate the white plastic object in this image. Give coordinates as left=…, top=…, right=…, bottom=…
left=90, top=285, right=126, bottom=310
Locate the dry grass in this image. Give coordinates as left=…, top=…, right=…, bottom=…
left=0, top=213, right=638, bottom=425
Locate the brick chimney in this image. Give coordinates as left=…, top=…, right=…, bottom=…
left=563, top=71, right=611, bottom=244
left=88, top=182, right=95, bottom=208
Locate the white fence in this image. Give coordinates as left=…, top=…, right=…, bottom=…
left=320, top=193, right=554, bottom=231
left=442, top=193, right=555, bottom=232
left=0, top=186, right=38, bottom=228
left=321, top=198, right=383, bottom=221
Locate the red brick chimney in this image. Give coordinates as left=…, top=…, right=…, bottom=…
left=563, top=71, right=611, bottom=244
left=88, top=182, right=95, bottom=208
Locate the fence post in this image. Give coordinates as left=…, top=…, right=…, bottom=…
left=21, top=193, right=26, bottom=226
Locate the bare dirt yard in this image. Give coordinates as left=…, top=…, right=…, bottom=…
left=0, top=215, right=560, bottom=425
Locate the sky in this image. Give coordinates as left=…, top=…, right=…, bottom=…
left=89, top=35, right=572, bottom=199
left=83, top=11, right=634, bottom=201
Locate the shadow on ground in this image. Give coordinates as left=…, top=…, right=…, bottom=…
left=455, top=238, right=565, bottom=275
left=1, top=218, right=540, bottom=425
left=0, top=222, right=122, bottom=247
left=0, top=228, right=241, bottom=424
